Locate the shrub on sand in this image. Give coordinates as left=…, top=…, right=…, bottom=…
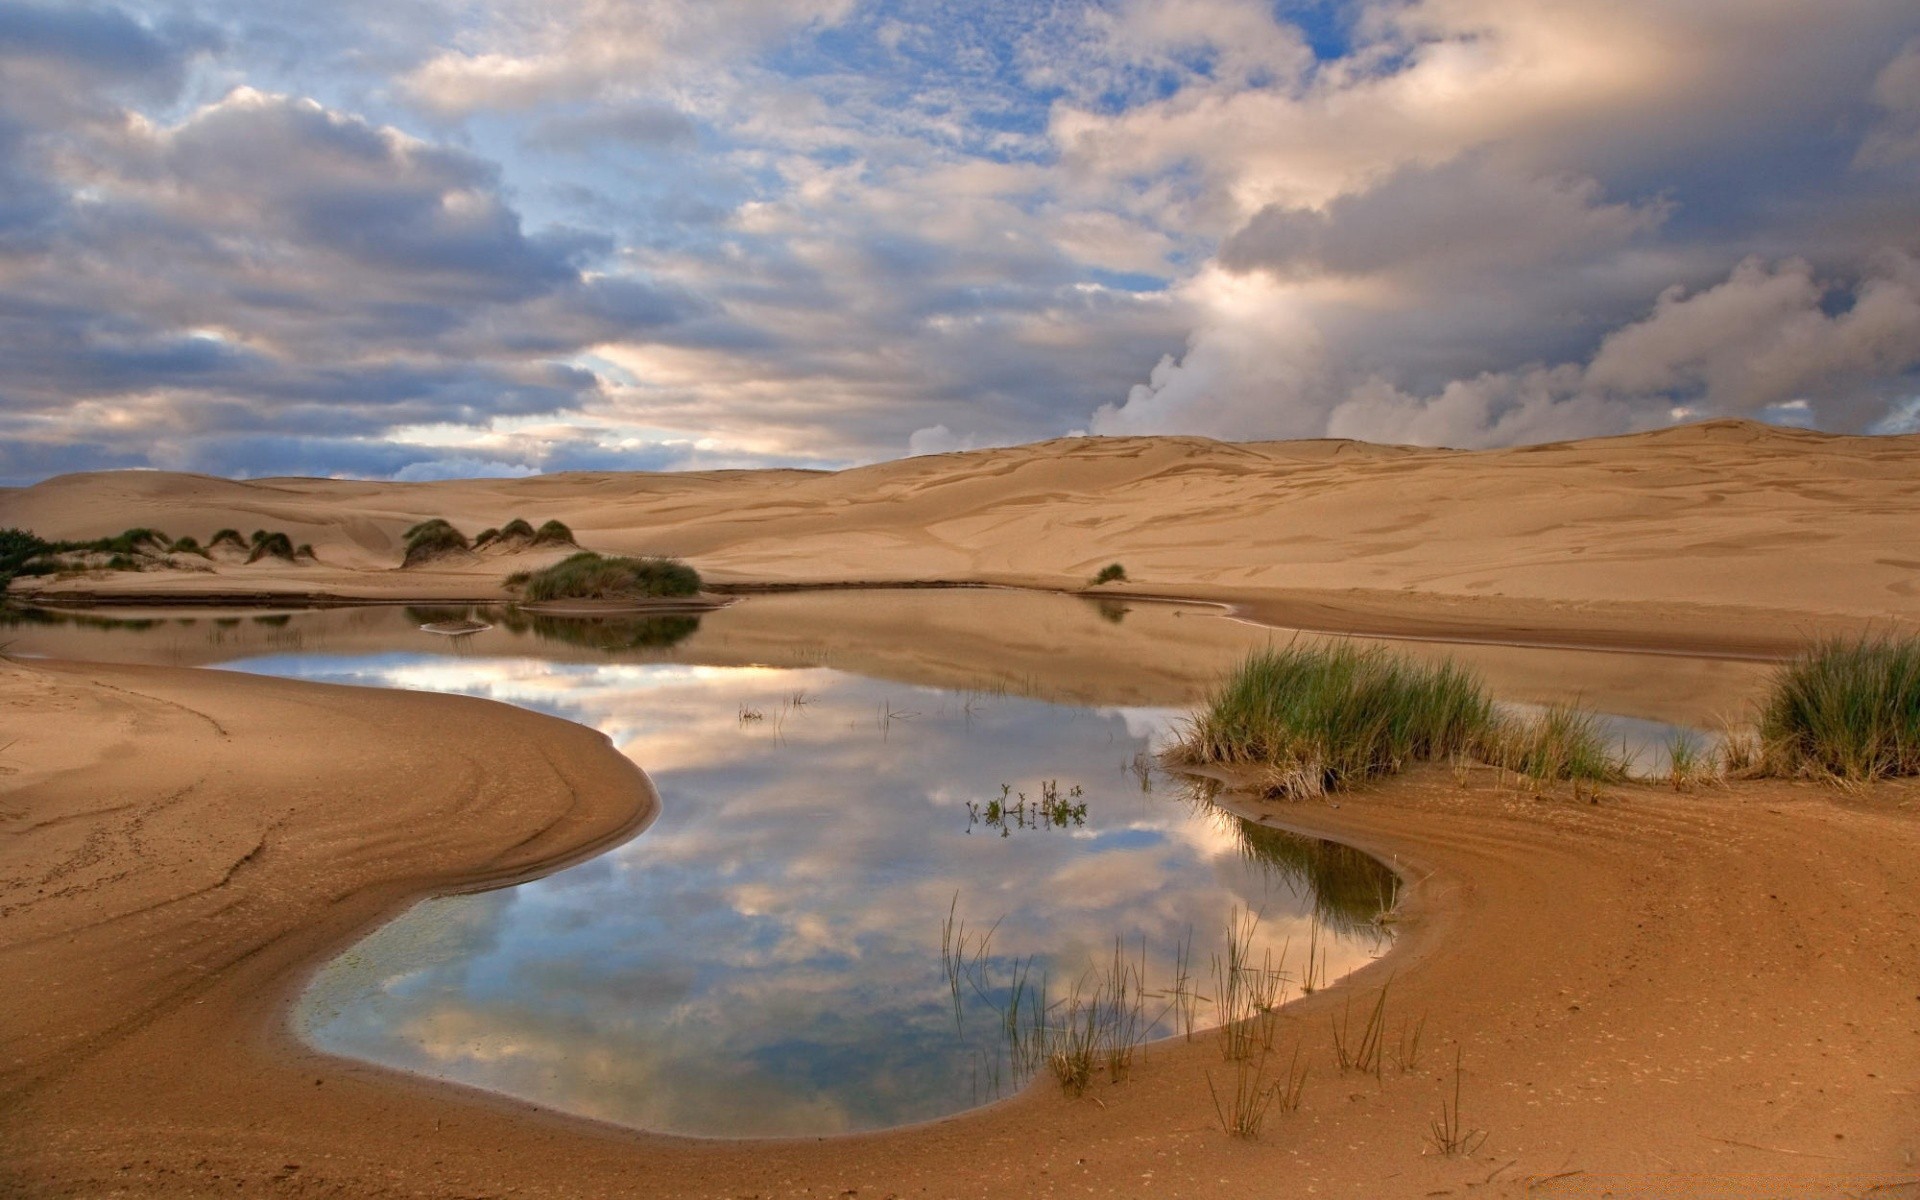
left=532, top=518, right=575, bottom=545
left=512, top=551, right=701, bottom=603
left=246, top=531, right=296, bottom=563
left=497, top=518, right=537, bottom=540
left=1168, top=643, right=1493, bottom=799
left=1759, top=636, right=1920, bottom=782
left=401, top=519, right=471, bottom=567
left=1092, top=562, right=1127, bottom=585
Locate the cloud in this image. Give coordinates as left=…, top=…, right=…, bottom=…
left=1320, top=253, right=1920, bottom=448
left=1860, top=40, right=1920, bottom=165
left=4, top=1, right=1920, bottom=481
left=0, top=74, right=710, bottom=481
left=400, top=0, right=857, bottom=116
left=1088, top=1, right=1920, bottom=445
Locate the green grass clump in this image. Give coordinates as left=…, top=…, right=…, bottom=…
left=85, top=528, right=169, bottom=555
left=0, top=528, right=53, bottom=589
left=498, top=518, right=537, bottom=540
left=472, top=527, right=501, bottom=546
left=513, top=551, right=700, bottom=603
left=532, top=518, right=574, bottom=545
left=208, top=529, right=246, bottom=552
left=401, top=519, right=471, bottom=567
left=1092, top=562, right=1127, bottom=585
left=1759, top=636, right=1920, bottom=782
left=246, top=531, right=296, bottom=563
left=1489, top=704, right=1625, bottom=784
left=1170, top=644, right=1493, bottom=799
left=169, top=535, right=207, bottom=556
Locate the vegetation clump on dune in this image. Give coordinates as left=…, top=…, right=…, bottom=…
left=458, top=517, right=575, bottom=553
left=1170, top=644, right=1494, bottom=798
left=246, top=531, right=297, bottom=563
left=401, top=519, right=472, bottom=567
left=1170, top=643, right=1626, bottom=800
left=509, top=551, right=701, bottom=603
left=1759, top=636, right=1920, bottom=782
left=1091, top=562, right=1128, bottom=585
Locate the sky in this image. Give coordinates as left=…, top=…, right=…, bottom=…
left=2, top=0, right=1918, bottom=483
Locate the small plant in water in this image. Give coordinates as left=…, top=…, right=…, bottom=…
left=1665, top=730, right=1709, bottom=791
left=738, top=705, right=763, bottom=723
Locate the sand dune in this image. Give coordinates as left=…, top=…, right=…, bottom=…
left=4, top=421, right=1916, bottom=651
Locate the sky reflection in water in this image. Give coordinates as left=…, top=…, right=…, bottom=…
left=229, top=651, right=1394, bottom=1138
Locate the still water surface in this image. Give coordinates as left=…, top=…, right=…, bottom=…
left=237, top=651, right=1392, bottom=1136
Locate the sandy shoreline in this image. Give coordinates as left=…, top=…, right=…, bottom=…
left=4, top=650, right=1918, bottom=1198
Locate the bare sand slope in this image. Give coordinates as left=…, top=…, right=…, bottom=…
left=4, top=658, right=1917, bottom=1199
left=4, top=420, right=1916, bottom=649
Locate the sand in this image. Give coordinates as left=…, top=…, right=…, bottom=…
left=5, top=421, right=1920, bottom=1197
left=3, top=651, right=1917, bottom=1198
left=4, top=419, right=1918, bottom=652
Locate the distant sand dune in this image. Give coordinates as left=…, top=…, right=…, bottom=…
left=3, top=420, right=1916, bottom=651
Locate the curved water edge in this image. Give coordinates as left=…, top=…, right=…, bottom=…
left=267, top=654, right=1398, bottom=1138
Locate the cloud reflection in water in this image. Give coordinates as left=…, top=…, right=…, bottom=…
left=243, top=655, right=1393, bottom=1137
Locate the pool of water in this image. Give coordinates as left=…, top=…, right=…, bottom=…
left=228, top=652, right=1391, bottom=1137
left=3, top=590, right=1757, bottom=1137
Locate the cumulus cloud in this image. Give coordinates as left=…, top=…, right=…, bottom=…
left=1090, top=1, right=1920, bottom=446
left=1860, top=40, right=1920, bottom=165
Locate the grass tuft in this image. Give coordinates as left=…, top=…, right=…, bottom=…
left=532, top=518, right=575, bottom=545
left=1758, top=635, right=1920, bottom=783
left=512, top=551, right=701, bottom=602
left=1169, top=643, right=1493, bottom=799
left=1488, top=704, right=1627, bottom=787
left=402, top=519, right=471, bottom=567
left=246, top=531, right=296, bottom=563
left=1092, top=562, right=1127, bottom=585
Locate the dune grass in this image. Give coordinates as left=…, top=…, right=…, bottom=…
left=1169, top=644, right=1494, bottom=798
left=1490, top=704, right=1625, bottom=785
left=532, top=518, right=574, bottom=545
left=1092, top=562, right=1127, bottom=585
left=1758, top=635, right=1920, bottom=782
left=1170, top=643, right=1631, bottom=799
left=401, top=519, right=471, bottom=566
left=512, top=551, right=701, bottom=603
left=246, top=531, right=296, bottom=563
